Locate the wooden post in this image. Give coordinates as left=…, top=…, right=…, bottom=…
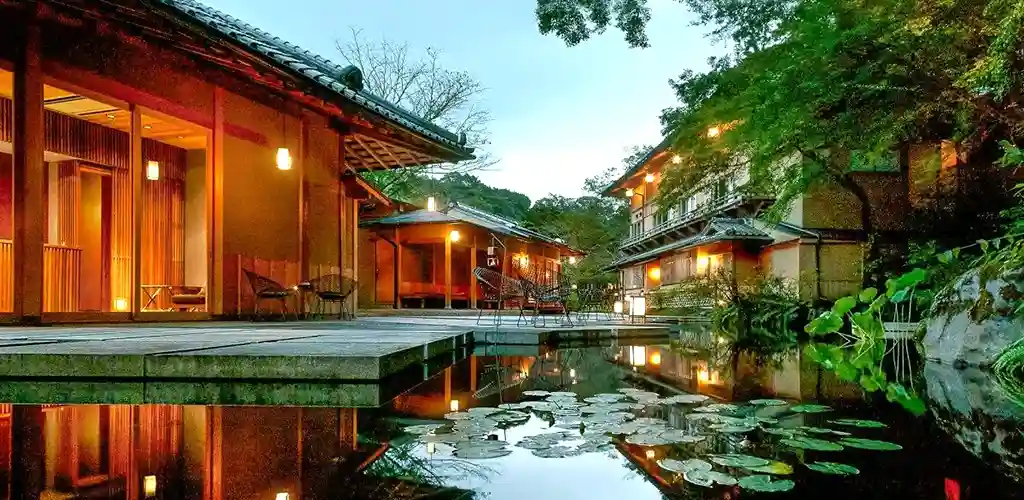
left=470, top=234, right=478, bottom=309
left=338, top=408, right=357, bottom=450
left=443, top=367, right=452, bottom=408
left=351, top=198, right=359, bottom=317
left=12, top=14, right=44, bottom=323
left=130, top=105, right=143, bottom=317
left=470, top=354, right=478, bottom=392
left=299, top=117, right=309, bottom=282
left=10, top=405, right=43, bottom=499
left=394, top=228, right=402, bottom=310
left=207, top=88, right=225, bottom=316
left=444, top=225, right=452, bottom=309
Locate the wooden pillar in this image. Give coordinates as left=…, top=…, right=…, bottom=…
left=130, top=105, right=143, bottom=317
left=299, top=118, right=308, bottom=281
left=338, top=408, right=357, bottom=450
left=350, top=198, right=359, bottom=316
left=444, top=225, right=452, bottom=309
left=10, top=405, right=44, bottom=499
left=470, top=354, right=478, bottom=392
left=12, top=13, right=44, bottom=323
left=443, top=367, right=452, bottom=408
left=394, top=228, right=402, bottom=310
left=207, top=88, right=225, bottom=316
left=207, top=406, right=223, bottom=500
left=470, top=235, right=478, bottom=309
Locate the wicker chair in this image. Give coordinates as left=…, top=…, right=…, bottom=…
left=534, top=272, right=575, bottom=327
left=308, top=273, right=357, bottom=319
left=472, top=267, right=525, bottom=326
left=242, top=269, right=297, bottom=320
left=574, top=284, right=602, bottom=324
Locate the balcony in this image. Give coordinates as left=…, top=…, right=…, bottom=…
left=619, top=191, right=772, bottom=252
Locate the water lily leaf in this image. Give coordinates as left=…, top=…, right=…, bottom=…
left=548, top=391, right=577, bottom=398
left=694, top=403, right=739, bottom=413
left=498, top=403, right=524, bottom=410
left=467, top=407, right=501, bottom=416
left=684, top=469, right=737, bottom=487
left=838, top=438, right=902, bottom=451
left=829, top=418, right=887, bottom=429
left=859, top=287, right=878, bottom=303
left=745, top=461, right=793, bottom=475
left=403, top=424, right=444, bottom=435
left=659, top=458, right=710, bottom=473
left=781, top=436, right=844, bottom=451
left=801, top=426, right=852, bottom=436
left=748, top=399, right=788, bottom=406
left=762, top=427, right=799, bottom=437
left=664, top=394, right=711, bottom=404
left=523, top=390, right=550, bottom=397
left=806, top=461, right=861, bottom=475
left=738, top=474, right=795, bottom=492
left=711, top=424, right=757, bottom=433
left=444, top=412, right=472, bottom=420
left=626, top=433, right=674, bottom=446
left=659, top=429, right=707, bottom=443
left=584, top=393, right=626, bottom=403
left=790, top=404, right=832, bottom=413
left=709, top=454, right=770, bottom=468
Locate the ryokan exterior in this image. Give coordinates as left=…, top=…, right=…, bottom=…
left=0, top=0, right=472, bottom=323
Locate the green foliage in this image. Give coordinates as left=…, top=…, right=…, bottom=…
left=803, top=268, right=927, bottom=415
left=522, top=194, right=627, bottom=283
left=535, top=0, right=653, bottom=48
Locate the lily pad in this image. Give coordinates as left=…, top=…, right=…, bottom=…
left=737, top=474, right=795, bottom=492
left=838, top=438, right=902, bottom=451
left=684, top=469, right=737, bottom=487
left=709, top=454, right=770, bottom=468
left=806, top=461, right=861, bottom=475
left=403, top=424, right=444, bottom=435
left=453, top=447, right=512, bottom=459
left=748, top=398, right=788, bottom=406
left=659, top=429, right=707, bottom=443
left=660, top=458, right=702, bottom=473
left=693, top=403, right=739, bottom=413
left=584, top=393, right=626, bottom=403
left=522, top=390, right=550, bottom=397
left=632, top=417, right=667, bottom=425
left=711, top=424, right=757, bottom=433
left=829, top=418, right=887, bottom=429
left=489, top=411, right=530, bottom=424
left=781, top=436, right=844, bottom=451
left=761, top=427, right=799, bottom=437
left=532, top=445, right=583, bottom=458
left=548, top=391, right=578, bottom=398
left=664, top=394, right=711, bottom=404
left=468, top=407, right=501, bottom=416
left=801, top=426, right=852, bottom=436
left=745, top=461, right=794, bottom=475
left=498, top=403, right=524, bottom=410
left=790, top=404, right=832, bottom=413
left=626, top=433, right=674, bottom=446
left=444, top=412, right=472, bottom=420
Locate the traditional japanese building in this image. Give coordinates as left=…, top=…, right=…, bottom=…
left=604, top=137, right=909, bottom=307
left=0, top=0, right=472, bottom=323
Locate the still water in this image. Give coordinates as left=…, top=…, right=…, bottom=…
left=0, top=337, right=1020, bottom=499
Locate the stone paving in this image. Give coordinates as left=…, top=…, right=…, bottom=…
left=0, top=321, right=472, bottom=381
left=359, top=314, right=671, bottom=344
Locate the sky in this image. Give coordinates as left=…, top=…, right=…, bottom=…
left=199, top=0, right=723, bottom=202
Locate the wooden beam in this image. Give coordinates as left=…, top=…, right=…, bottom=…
left=372, top=137, right=407, bottom=169
left=130, top=104, right=143, bottom=317
left=208, top=87, right=226, bottom=315
left=299, top=117, right=308, bottom=281
left=352, top=134, right=390, bottom=170
left=12, top=14, right=45, bottom=322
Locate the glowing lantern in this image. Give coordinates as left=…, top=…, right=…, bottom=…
left=569, top=368, right=576, bottom=378
left=630, top=345, right=647, bottom=367
left=644, top=173, right=655, bottom=183
left=707, top=126, right=721, bottom=138
left=625, top=188, right=634, bottom=197
left=613, top=300, right=624, bottom=314
left=114, top=297, right=129, bottom=312
left=146, top=161, right=160, bottom=181
left=650, top=351, right=662, bottom=365
left=630, top=296, right=646, bottom=317
left=648, top=266, right=661, bottom=281
left=427, top=196, right=437, bottom=211
left=449, top=399, right=459, bottom=412
left=568, top=256, right=577, bottom=265
left=449, top=229, right=461, bottom=242
left=645, top=449, right=656, bottom=459
left=696, top=255, right=710, bottom=274
left=672, top=154, right=682, bottom=164
left=427, top=442, right=436, bottom=455
left=276, top=493, right=290, bottom=500
left=276, top=147, right=292, bottom=170
left=143, top=475, right=157, bottom=498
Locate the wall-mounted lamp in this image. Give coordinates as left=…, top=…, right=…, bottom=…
left=449, top=229, right=461, bottom=243
left=146, top=161, right=160, bottom=181
left=114, top=297, right=129, bottom=312
left=143, top=475, right=157, bottom=498
left=625, top=188, right=634, bottom=197
left=707, top=126, right=722, bottom=138
left=644, top=173, right=655, bottom=183
left=568, top=256, right=577, bottom=265
left=276, top=147, right=292, bottom=170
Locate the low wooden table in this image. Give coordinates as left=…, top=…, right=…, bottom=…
left=139, top=284, right=171, bottom=311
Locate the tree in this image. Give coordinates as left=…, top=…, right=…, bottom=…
left=523, top=194, right=628, bottom=282
left=337, top=28, right=495, bottom=198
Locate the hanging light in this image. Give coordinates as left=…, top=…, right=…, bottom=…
left=650, top=351, right=662, bottom=365
left=276, top=147, right=292, bottom=170
left=146, top=161, right=160, bottom=181
left=648, top=267, right=661, bottom=281
left=449, top=399, right=460, bottom=412
left=625, top=188, right=634, bottom=197
left=644, top=173, right=655, bottom=183
left=449, top=229, right=461, bottom=242
left=275, top=493, right=290, bottom=500
left=645, top=449, right=656, bottom=459
left=427, top=196, right=437, bottom=211
left=143, top=475, right=157, bottom=498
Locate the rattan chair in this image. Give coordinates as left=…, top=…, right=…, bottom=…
left=472, top=266, right=525, bottom=326
left=308, top=273, right=357, bottom=319
left=242, top=269, right=297, bottom=320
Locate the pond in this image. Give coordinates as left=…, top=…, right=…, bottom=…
left=0, top=336, right=1020, bottom=499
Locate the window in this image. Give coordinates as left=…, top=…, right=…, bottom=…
left=654, top=210, right=668, bottom=227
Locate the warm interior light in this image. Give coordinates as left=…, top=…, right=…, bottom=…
left=276, top=147, right=292, bottom=170
left=143, top=475, right=157, bottom=498
left=698, top=369, right=711, bottom=383
left=625, top=188, right=634, bottom=197
left=518, top=254, right=530, bottom=267
left=569, top=368, right=577, bottom=378
left=449, top=399, right=459, bottom=412
left=568, top=256, right=577, bottom=265
left=645, top=449, right=656, bottom=459
left=427, top=196, right=437, bottom=211
left=449, top=229, right=461, bottom=242
left=707, top=126, right=721, bottom=138
left=114, top=297, right=129, bottom=312
left=648, top=267, right=661, bottom=281
left=613, top=300, right=623, bottom=314
left=672, top=154, right=682, bottom=164
left=650, top=351, right=662, bottom=365
left=630, top=345, right=647, bottom=367
left=146, top=160, right=160, bottom=181
left=630, top=296, right=647, bottom=317
left=696, top=255, right=710, bottom=274
left=275, top=493, right=290, bottom=500
left=644, top=173, right=655, bottom=183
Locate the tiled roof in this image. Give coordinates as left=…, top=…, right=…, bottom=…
left=607, top=217, right=772, bottom=269
left=601, top=135, right=674, bottom=195
left=361, top=203, right=581, bottom=254
left=152, top=0, right=473, bottom=159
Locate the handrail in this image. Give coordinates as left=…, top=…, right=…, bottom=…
left=620, top=191, right=760, bottom=248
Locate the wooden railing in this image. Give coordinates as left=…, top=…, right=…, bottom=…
left=44, top=245, right=82, bottom=312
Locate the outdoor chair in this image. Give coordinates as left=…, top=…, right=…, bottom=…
left=308, top=273, right=357, bottom=320
left=533, top=272, right=575, bottom=328
left=473, top=266, right=525, bottom=326
left=511, top=263, right=543, bottom=327
left=169, top=286, right=205, bottom=312
left=242, top=268, right=297, bottom=321
left=574, top=284, right=602, bottom=324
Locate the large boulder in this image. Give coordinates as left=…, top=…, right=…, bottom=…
left=923, top=269, right=1024, bottom=366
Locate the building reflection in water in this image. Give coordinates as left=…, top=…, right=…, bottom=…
left=0, top=404, right=359, bottom=500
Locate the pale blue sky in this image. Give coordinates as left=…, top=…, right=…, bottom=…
left=200, top=0, right=722, bottom=201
